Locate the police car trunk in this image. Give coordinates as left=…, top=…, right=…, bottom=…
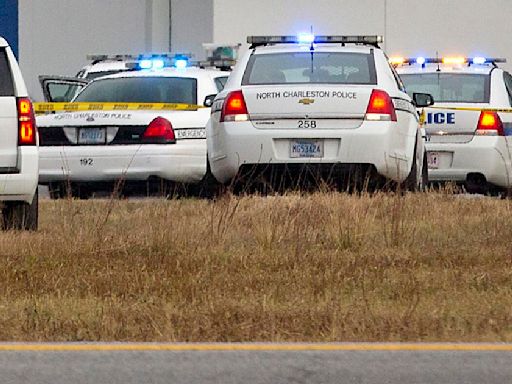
left=240, top=46, right=378, bottom=143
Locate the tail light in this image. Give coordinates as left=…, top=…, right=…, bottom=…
left=143, top=117, right=176, bottom=143
left=220, top=90, right=249, bottom=122
left=476, top=111, right=504, bottom=136
left=17, top=97, right=37, bottom=146
left=365, top=89, right=397, bottom=122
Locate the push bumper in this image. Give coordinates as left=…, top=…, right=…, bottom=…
left=39, top=140, right=207, bottom=184
left=427, top=136, right=512, bottom=188
left=208, top=120, right=415, bottom=184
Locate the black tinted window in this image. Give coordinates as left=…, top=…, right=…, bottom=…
left=400, top=73, right=490, bottom=103
left=74, top=77, right=197, bottom=104
left=242, top=52, right=377, bottom=85
left=0, top=49, right=14, bottom=96
left=214, top=76, right=228, bottom=91
left=503, top=72, right=512, bottom=106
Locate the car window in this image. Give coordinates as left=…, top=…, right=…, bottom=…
left=74, top=77, right=198, bottom=104
left=400, top=73, right=490, bottom=103
left=47, top=82, right=85, bottom=102
left=242, top=52, right=377, bottom=85
left=503, top=72, right=512, bottom=106
left=214, top=76, right=228, bottom=92
left=0, top=49, right=14, bottom=96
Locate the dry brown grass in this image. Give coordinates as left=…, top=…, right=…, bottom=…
left=0, top=191, right=511, bottom=342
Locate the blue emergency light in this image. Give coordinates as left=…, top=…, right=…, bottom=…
left=138, top=59, right=154, bottom=69
left=174, top=57, right=189, bottom=69
left=297, top=33, right=315, bottom=44
left=389, top=56, right=507, bottom=67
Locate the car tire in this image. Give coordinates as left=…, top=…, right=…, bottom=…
left=403, top=149, right=427, bottom=192
left=48, top=182, right=67, bottom=199
left=199, top=158, right=222, bottom=198
left=2, top=190, right=38, bottom=231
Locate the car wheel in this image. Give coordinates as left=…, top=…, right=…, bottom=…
left=403, top=148, right=426, bottom=192
left=199, top=158, right=222, bottom=198
left=2, top=190, right=38, bottom=231
left=48, top=182, right=67, bottom=199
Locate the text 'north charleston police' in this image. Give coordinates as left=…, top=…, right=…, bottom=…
left=255, top=91, right=357, bottom=100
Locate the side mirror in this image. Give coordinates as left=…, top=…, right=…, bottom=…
left=413, top=92, right=434, bottom=108
left=204, top=94, right=217, bottom=107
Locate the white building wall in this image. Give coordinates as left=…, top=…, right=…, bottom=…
left=19, top=0, right=170, bottom=100
left=170, top=0, right=214, bottom=61
left=213, top=0, right=512, bottom=72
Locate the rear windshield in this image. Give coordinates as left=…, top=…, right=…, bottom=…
left=242, top=52, right=377, bottom=85
left=74, top=77, right=197, bottom=104
left=0, top=49, right=14, bottom=96
left=400, top=73, right=490, bottom=103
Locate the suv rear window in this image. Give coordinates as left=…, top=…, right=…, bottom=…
left=242, top=52, right=377, bottom=85
left=400, top=73, right=490, bottom=103
left=74, top=77, right=198, bottom=104
left=0, top=49, right=14, bottom=96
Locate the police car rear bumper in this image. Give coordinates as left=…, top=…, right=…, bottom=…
left=39, top=140, right=206, bottom=183
left=0, top=147, right=39, bottom=204
left=426, top=136, right=512, bottom=188
left=208, top=120, right=415, bottom=184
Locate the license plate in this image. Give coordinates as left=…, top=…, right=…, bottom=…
left=427, top=151, right=440, bottom=169
left=290, top=140, right=324, bottom=158
left=78, top=128, right=106, bottom=144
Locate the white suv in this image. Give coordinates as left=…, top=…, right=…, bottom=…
left=207, top=35, right=432, bottom=191
left=0, top=37, right=38, bottom=230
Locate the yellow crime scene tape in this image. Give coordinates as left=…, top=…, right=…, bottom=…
left=427, top=106, right=512, bottom=113
left=33, top=102, right=205, bottom=114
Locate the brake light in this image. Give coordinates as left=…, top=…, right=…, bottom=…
left=17, top=97, right=36, bottom=146
left=365, top=89, right=397, bottom=122
left=476, top=111, right=504, bottom=136
left=220, top=90, right=249, bottom=122
left=143, top=117, right=176, bottom=143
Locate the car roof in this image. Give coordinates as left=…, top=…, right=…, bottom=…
left=92, top=67, right=230, bottom=81
left=397, top=64, right=496, bottom=75
left=84, top=61, right=129, bottom=73
left=251, top=44, right=376, bottom=55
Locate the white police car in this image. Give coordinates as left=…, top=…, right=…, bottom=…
left=36, top=57, right=229, bottom=198
left=76, top=55, right=134, bottom=80
left=207, top=35, right=432, bottom=190
left=395, top=56, right=512, bottom=193
left=0, top=36, right=38, bottom=230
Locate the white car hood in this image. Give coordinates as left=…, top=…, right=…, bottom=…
left=36, top=108, right=211, bottom=128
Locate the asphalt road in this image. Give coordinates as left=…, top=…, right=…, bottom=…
left=0, top=343, right=511, bottom=384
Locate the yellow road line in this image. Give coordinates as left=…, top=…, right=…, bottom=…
left=0, top=343, right=511, bottom=352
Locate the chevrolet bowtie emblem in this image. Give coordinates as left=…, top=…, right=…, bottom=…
left=299, top=98, right=315, bottom=105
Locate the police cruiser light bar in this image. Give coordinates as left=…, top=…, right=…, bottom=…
left=247, top=35, right=384, bottom=47
left=389, top=56, right=507, bottom=66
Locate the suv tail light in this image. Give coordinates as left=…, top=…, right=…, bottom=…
left=476, top=111, right=504, bottom=136
left=220, top=90, right=249, bottom=122
left=143, top=117, right=176, bottom=143
left=365, top=89, right=397, bottom=122
left=17, top=97, right=37, bottom=146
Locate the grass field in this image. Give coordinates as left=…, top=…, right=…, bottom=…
left=0, top=191, right=511, bottom=342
